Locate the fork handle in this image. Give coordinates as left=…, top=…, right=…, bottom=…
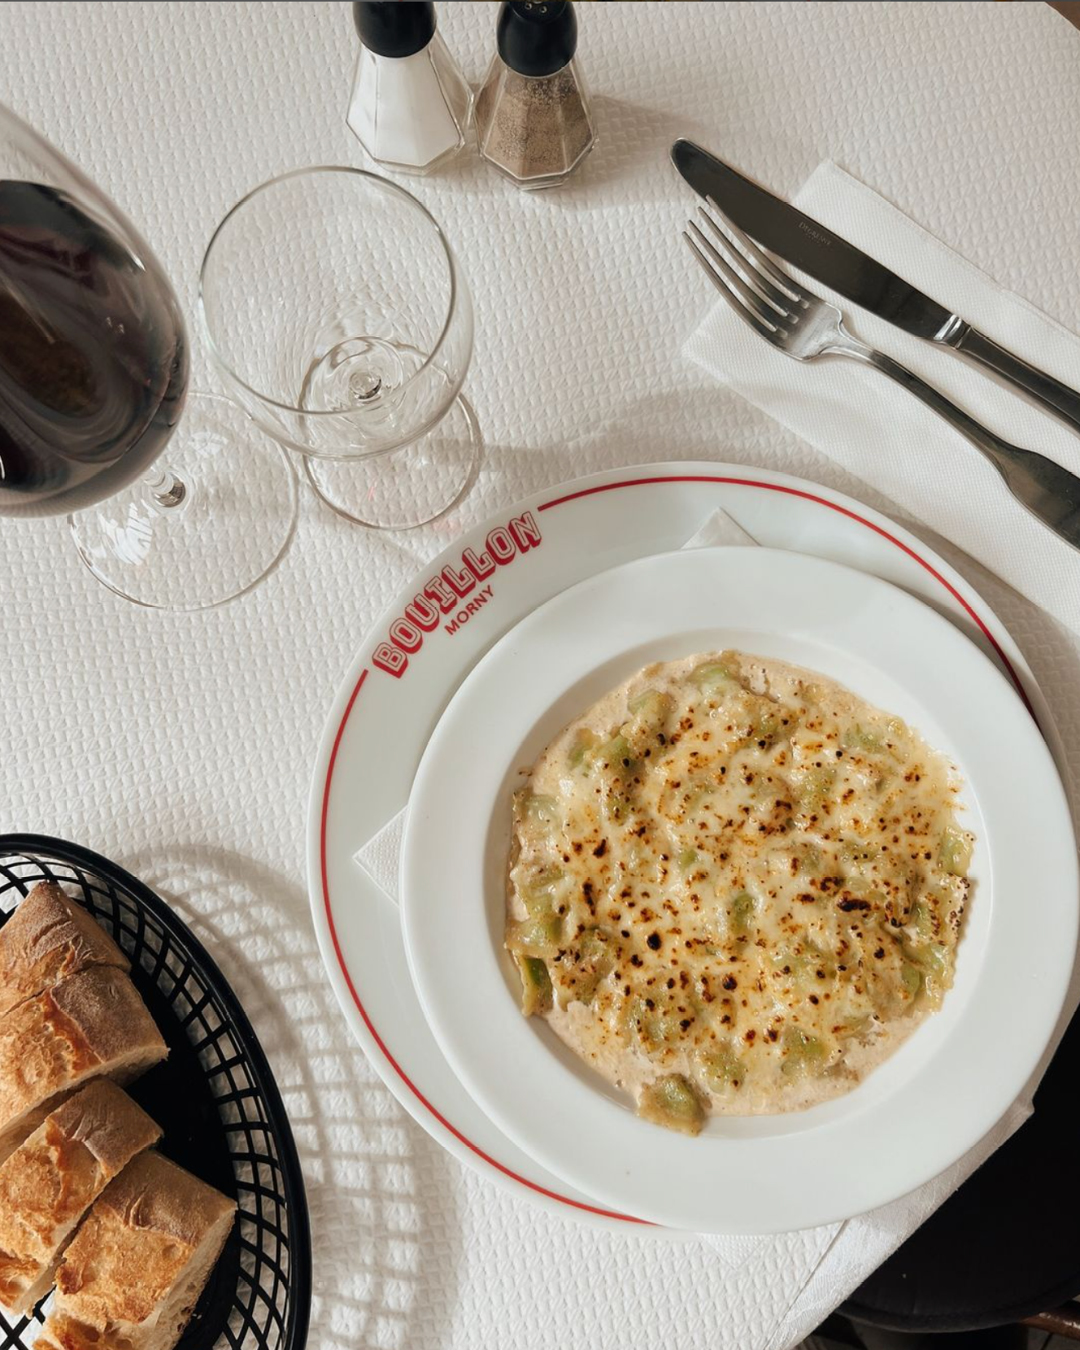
left=842, top=343, right=1080, bottom=552
left=951, top=326, right=1080, bottom=438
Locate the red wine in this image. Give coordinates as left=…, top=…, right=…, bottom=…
left=0, top=181, right=188, bottom=517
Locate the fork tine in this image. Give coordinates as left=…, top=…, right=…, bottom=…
left=683, top=231, right=782, bottom=345
left=696, top=205, right=799, bottom=315
left=704, top=196, right=807, bottom=308
left=685, top=221, right=788, bottom=332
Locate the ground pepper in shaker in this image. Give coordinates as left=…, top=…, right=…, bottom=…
left=347, top=2, right=472, bottom=175
left=475, top=1, right=595, bottom=190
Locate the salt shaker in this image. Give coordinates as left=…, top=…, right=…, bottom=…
left=347, top=2, right=472, bottom=175
left=475, top=1, right=595, bottom=190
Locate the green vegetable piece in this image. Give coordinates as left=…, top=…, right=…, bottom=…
left=916, top=942, right=952, bottom=1005
left=780, top=1026, right=828, bottom=1078
left=586, top=733, right=637, bottom=824
left=638, top=1075, right=707, bottom=1136
left=903, top=939, right=949, bottom=982
left=842, top=724, right=883, bottom=754
left=565, top=929, right=614, bottom=1005
left=786, top=842, right=822, bottom=876
left=596, top=733, right=634, bottom=772
left=900, top=962, right=923, bottom=1000
left=513, top=954, right=552, bottom=1016
left=922, top=943, right=949, bottom=979
left=625, top=690, right=674, bottom=755
left=506, top=913, right=563, bottom=959
left=678, top=847, right=698, bottom=870
left=729, top=891, right=756, bottom=935
left=940, top=825, right=973, bottom=877
left=577, top=928, right=612, bottom=962
left=520, top=890, right=554, bottom=920
left=689, top=657, right=740, bottom=694
left=770, top=943, right=835, bottom=986
left=731, top=691, right=782, bottom=744
left=841, top=838, right=880, bottom=871
left=750, top=702, right=781, bottom=742
left=797, top=765, right=836, bottom=811
left=568, top=728, right=600, bottom=769
left=698, top=1042, right=743, bottom=1093
left=513, top=791, right=562, bottom=840
left=624, top=995, right=682, bottom=1050
left=628, top=688, right=674, bottom=727
left=832, top=1013, right=872, bottom=1041
left=908, top=899, right=933, bottom=939
left=519, top=866, right=571, bottom=919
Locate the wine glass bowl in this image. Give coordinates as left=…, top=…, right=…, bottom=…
left=0, top=101, right=298, bottom=609
left=200, top=168, right=480, bottom=531
left=0, top=106, right=188, bottom=519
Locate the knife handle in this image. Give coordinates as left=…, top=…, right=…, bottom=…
left=952, top=327, right=1080, bottom=437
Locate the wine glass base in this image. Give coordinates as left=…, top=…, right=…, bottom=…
left=68, top=392, right=299, bottom=611
left=303, top=393, right=481, bottom=530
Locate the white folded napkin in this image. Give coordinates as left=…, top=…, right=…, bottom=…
left=686, top=160, right=1080, bottom=642
left=357, top=504, right=1033, bottom=1350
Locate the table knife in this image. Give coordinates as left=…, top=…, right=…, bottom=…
left=672, top=138, right=1080, bottom=437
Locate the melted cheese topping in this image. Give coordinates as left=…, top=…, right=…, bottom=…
left=506, top=652, right=972, bottom=1132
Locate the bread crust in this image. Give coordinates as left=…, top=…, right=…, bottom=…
left=0, top=1082, right=161, bottom=1313
left=0, top=885, right=128, bottom=1019
left=0, top=968, right=167, bottom=1157
left=40, top=1153, right=236, bottom=1350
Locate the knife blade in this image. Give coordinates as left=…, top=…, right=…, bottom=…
left=672, top=138, right=1080, bottom=436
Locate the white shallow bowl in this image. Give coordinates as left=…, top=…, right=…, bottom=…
left=401, top=546, right=1077, bottom=1234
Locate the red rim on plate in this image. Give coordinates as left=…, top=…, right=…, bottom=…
left=316, top=471, right=1041, bottom=1227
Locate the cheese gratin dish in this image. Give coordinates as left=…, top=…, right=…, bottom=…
left=505, top=651, right=973, bottom=1135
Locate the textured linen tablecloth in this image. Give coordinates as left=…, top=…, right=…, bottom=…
left=2, top=4, right=1080, bottom=1348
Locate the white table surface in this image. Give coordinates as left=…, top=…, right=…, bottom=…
left=2, top=3, right=1080, bottom=1347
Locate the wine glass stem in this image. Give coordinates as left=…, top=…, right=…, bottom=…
left=143, top=466, right=187, bottom=509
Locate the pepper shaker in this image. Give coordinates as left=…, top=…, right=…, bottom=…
left=347, top=1, right=473, bottom=175
left=475, top=1, right=595, bottom=190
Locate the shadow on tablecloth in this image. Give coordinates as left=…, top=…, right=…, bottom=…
left=119, top=844, right=463, bottom=1350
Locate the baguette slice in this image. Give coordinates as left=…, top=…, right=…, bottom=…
left=0, top=967, right=167, bottom=1162
left=35, top=1153, right=236, bottom=1350
left=0, top=883, right=129, bottom=1020
left=0, top=1081, right=161, bottom=1315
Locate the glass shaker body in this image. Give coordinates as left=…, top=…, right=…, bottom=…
left=347, top=31, right=473, bottom=175
left=475, top=54, right=594, bottom=189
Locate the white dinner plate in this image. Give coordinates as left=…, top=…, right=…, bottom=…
left=399, top=546, right=1076, bottom=1233
left=307, top=461, right=1076, bottom=1236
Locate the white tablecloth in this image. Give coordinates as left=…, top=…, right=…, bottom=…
left=2, top=4, right=1079, bottom=1347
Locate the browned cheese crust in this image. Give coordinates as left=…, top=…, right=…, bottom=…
left=506, top=651, right=973, bottom=1134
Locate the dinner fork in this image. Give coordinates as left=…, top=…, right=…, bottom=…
left=685, top=201, right=1080, bottom=553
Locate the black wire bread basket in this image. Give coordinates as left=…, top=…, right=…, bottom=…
left=0, top=835, right=312, bottom=1350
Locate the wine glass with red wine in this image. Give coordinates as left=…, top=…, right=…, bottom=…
left=0, top=104, right=297, bottom=609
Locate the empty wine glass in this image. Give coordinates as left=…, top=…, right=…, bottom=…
left=199, top=168, right=480, bottom=531
left=0, top=102, right=298, bottom=610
